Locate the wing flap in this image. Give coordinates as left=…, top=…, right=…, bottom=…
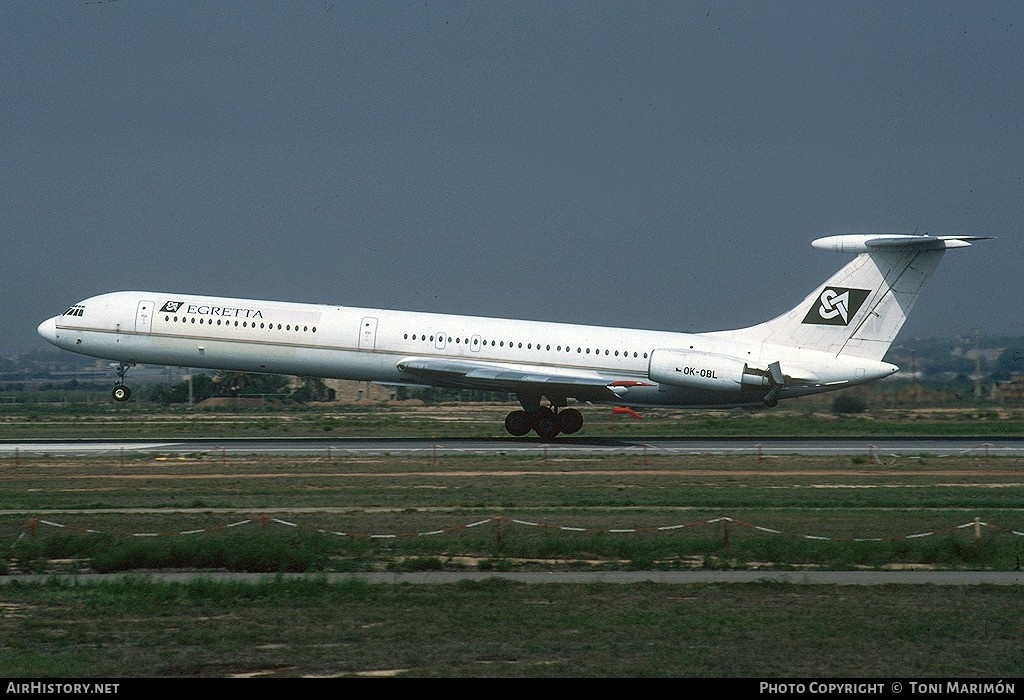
left=397, top=358, right=651, bottom=401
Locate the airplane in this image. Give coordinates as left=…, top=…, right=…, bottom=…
left=37, top=234, right=986, bottom=439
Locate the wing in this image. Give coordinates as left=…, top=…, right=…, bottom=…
left=396, top=358, right=652, bottom=402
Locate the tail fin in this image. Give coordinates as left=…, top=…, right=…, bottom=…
left=713, top=234, right=989, bottom=361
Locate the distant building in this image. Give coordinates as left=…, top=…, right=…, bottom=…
left=284, top=377, right=396, bottom=403
left=323, top=379, right=396, bottom=403
left=992, top=374, right=1024, bottom=402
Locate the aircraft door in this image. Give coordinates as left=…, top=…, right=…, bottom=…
left=471, top=334, right=482, bottom=352
left=359, top=317, right=378, bottom=350
left=434, top=332, right=447, bottom=350
left=135, top=300, right=155, bottom=334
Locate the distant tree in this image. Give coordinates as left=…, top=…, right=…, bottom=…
left=213, top=371, right=289, bottom=397
left=831, top=394, right=867, bottom=414
left=144, top=373, right=218, bottom=404
left=291, top=377, right=330, bottom=403
left=991, top=345, right=1024, bottom=381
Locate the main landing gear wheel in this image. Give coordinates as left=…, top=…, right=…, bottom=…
left=504, top=410, right=533, bottom=437
left=532, top=407, right=560, bottom=441
left=503, top=407, right=586, bottom=440
left=112, top=385, right=131, bottom=402
left=558, top=408, right=584, bottom=435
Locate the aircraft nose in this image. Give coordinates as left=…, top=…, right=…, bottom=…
left=37, top=317, right=58, bottom=345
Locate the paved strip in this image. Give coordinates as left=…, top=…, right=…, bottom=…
left=2, top=438, right=1023, bottom=457
left=0, top=442, right=178, bottom=455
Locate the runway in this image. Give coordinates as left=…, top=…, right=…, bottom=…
left=1, top=436, right=1022, bottom=458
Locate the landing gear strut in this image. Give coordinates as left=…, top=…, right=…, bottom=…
left=112, top=362, right=134, bottom=402
left=503, top=405, right=584, bottom=440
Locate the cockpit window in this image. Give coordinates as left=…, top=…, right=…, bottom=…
left=63, top=305, right=85, bottom=317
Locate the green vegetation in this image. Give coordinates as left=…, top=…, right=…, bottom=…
left=830, top=393, right=867, bottom=414
left=10, top=518, right=1022, bottom=575
left=1, top=402, right=1023, bottom=439
left=1, top=578, right=1022, bottom=677
left=3, top=451, right=1023, bottom=574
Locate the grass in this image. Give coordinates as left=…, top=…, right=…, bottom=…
left=3, top=450, right=1024, bottom=574
left=0, top=577, right=1022, bottom=677
left=9, top=514, right=1023, bottom=575
left=2, top=405, right=1023, bottom=677
left=1, top=401, right=1023, bottom=439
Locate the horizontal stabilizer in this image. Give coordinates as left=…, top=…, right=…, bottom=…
left=812, top=234, right=991, bottom=253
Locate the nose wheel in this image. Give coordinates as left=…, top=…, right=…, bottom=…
left=112, top=362, right=134, bottom=402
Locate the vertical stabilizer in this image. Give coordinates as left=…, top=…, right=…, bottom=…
left=709, top=234, right=987, bottom=361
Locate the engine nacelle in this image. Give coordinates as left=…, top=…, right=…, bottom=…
left=648, top=349, right=767, bottom=393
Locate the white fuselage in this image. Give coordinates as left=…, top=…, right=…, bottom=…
left=38, top=291, right=896, bottom=408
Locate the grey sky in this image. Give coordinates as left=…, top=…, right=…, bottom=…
left=2, top=1, right=1020, bottom=355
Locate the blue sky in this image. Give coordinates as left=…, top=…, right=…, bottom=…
left=2, top=1, right=1020, bottom=354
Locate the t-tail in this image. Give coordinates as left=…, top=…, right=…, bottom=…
left=712, top=234, right=990, bottom=361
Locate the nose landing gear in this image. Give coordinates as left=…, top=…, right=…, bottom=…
left=112, top=362, right=134, bottom=402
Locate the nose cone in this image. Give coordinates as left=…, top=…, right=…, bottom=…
left=37, top=317, right=59, bottom=345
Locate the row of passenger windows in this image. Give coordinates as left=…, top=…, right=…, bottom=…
left=159, top=314, right=644, bottom=355
left=401, top=332, right=649, bottom=359
left=164, top=315, right=317, bottom=333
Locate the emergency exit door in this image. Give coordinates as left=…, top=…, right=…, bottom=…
left=359, top=317, right=378, bottom=349
left=135, top=300, right=155, bottom=333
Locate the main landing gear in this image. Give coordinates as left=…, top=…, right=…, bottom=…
left=504, top=406, right=584, bottom=440
left=112, top=362, right=134, bottom=402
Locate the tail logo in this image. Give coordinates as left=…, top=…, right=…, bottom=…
left=802, top=287, right=870, bottom=326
